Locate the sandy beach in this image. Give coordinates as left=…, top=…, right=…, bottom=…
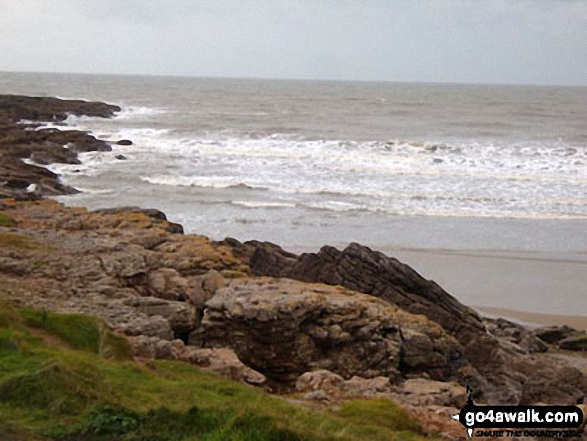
left=477, top=307, right=587, bottom=331
left=382, top=247, right=587, bottom=319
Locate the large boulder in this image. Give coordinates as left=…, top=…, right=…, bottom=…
left=191, top=277, right=461, bottom=385
left=233, top=241, right=485, bottom=344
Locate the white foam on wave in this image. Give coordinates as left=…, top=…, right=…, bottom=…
left=140, top=175, right=267, bottom=189
left=70, top=187, right=115, bottom=195
left=114, top=106, right=166, bottom=120
left=39, top=106, right=587, bottom=221
left=231, top=201, right=296, bottom=209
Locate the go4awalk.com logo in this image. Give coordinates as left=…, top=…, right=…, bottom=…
left=452, top=388, right=585, bottom=438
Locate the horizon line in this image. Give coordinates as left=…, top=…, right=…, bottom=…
left=1, top=68, right=586, bottom=89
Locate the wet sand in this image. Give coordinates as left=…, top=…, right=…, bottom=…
left=477, top=306, right=587, bottom=331
left=379, top=247, right=587, bottom=319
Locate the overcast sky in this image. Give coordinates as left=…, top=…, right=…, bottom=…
left=1, top=0, right=586, bottom=86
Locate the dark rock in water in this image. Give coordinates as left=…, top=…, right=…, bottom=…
left=0, top=94, right=120, bottom=122
left=558, top=335, right=587, bottom=351
left=116, top=139, right=133, bottom=146
left=0, top=95, right=119, bottom=199
left=115, top=154, right=127, bottom=160
left=534, top=325, right=579, bottom=344
left=30, top=143, right=81, bottom=165
left=94, top=206, right=168, bottom=221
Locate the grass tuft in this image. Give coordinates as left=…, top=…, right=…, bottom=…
left=0, top=360, right=111, bottom=415
left=19, top=309, right=102, bottom=353
left=338, top=398, right=423, bottom=433
left=0, top=213, right=16, bottom=227
left=0, top=301, right=21, bottom=329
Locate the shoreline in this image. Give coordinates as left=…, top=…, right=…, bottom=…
left=477, top=306, right=587, bottom=331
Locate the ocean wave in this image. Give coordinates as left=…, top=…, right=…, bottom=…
left=43, top=117, right=587, bottom=221
left=139, top=175, right=268, bottom=190
left=231, top=201, right=296, bottom=209
left=114, top=106, right=166, bottom=120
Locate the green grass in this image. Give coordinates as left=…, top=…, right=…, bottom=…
left=0, top=302, right=434, bottom=441
left=0, top=213, right=15, bottom=228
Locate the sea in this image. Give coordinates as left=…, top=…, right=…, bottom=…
left=1, top=71, right=586, bottom=316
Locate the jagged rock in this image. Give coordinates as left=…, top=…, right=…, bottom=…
left=395, top=309, right=463, bottom=378
left=535, top=325, right=581, bottom=344
left=2, top=198, right=587, bottom=409
left=233, top=240, right=587, bottom=405
left=100, top=250, right=148, bottom=280
left=559, top=335, right=587, bottom=351
left=295, top=370, right=393, bottom=401
left=0, top=96, right=119, bottom=199
left=94, top=206, right=168, bottom=221
left=30, top=144, right=80, bottom=165
left=236, top=241, right=485, bottom=344
left=463, top=333, right=587, bottom=405
left=115, top=154, right=127, bottom=160
left=0, top=94, right=120, bottom=121
left=189, top=269, right=226, bottom=309
left=485, top=317, right=548, bottom=354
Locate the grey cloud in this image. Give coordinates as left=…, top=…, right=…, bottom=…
left=0, top=0, right=586, bottom=86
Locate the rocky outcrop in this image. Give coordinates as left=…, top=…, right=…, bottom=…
left=2, top=199, right=585, bottom=406
left=0, top=95, right=120, bottom=200
left=227, top=239, right=587, bottom=405
left=191, top=278, right=403, bottom=384
left=0, top=94, right=120, bottom=122
left=0, top=200, right=247, bottom=345
left=559, top=335, right=587, bottom=351
left=535, top=325, right=587, bottom=352
left=190, top=277, right=462, bottom=386
left=234, top=241, right=485, bottom=344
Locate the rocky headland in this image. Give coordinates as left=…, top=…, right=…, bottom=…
left=1, top=95, right=586, bottom=439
